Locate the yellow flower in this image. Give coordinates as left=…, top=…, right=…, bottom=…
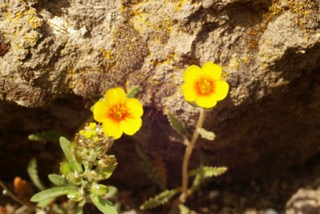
left=182, top=62, right=229, bottom=108
left=92, top=88, right=143, bottom=139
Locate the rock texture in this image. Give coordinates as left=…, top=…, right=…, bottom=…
left=0, top=0, right=319, bottom=187
left=286, top=187, right=320, bottom=214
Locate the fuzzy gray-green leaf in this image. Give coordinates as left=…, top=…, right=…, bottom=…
left=190, top=166, right=227, bottom=178
left=202, top=166, right=228, bottom=177
left=48, top=174, right=68, bottom=186
left=31, top=186, right=78, bottom=202
left=105, top=186, right=118, bottom=198
left=167, top=113, right=189, bottom=139
left=140, top=188, right=180, bottom=210
left=197, top=128, right=216, bottom=141
left=37, top=197, right=56, bottom=208
left=59, top=137, right=83, bottom=174
left=27, top=158, right=45, bottom=190
left=91, top=195, right=117, bottom=214
left=190, top=166, right=228, bottom=193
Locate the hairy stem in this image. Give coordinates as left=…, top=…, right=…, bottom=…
left=179, top=108, right=206, bottom=203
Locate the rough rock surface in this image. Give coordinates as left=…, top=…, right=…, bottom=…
left=0, top=0, right=320, bottom=190
left=286, top=188, right=320, bottom=214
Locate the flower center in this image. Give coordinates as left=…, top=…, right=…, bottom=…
left=195, top=77, right=215, bottom=95
left=108, top=103, right=129, bottom=122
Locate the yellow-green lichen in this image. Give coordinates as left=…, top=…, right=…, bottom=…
left=0, top=4, right=43, bottom=53
left=246, top=0, right=319, bottom=50
left=25, top=8, right=43, bottom=29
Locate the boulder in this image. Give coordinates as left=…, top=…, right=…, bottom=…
left=0, top=0, right=319, bottom=187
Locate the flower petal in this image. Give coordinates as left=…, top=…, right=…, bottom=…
left=102, top=118, right=123, bottom=139
left=126, top=98, right=143, bottom=117
left=183, top=65, right=201, bottom=83
left=202, top=62, right=222, bottom=81
left=196, top=95, right=217, bottom=108
left=120, top=118, right=142, bottom=136
left=93, top=100, right=109, bottom=123
left=182, top=83, right=197, bottom=102
left=214, top=81, right=229, bottom=101
left=104, top=87, right=126, bottom=106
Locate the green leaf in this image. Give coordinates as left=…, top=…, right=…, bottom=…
left=37, top=197, right=56, bottom=208
left=91, top=195, right=118, bottom=214
left=126, top=86, right=139, bottom=98
left=135, top=145, right=166, bottom=190
left=167, top=113, right=189, bottom=139
left=105, top=186, right=118, bottom=198
left=74, top=203, right=84, bottom=214
left=31, top=186, right=78, bottom=202
left=28, top=130, right=62, bottom=142
left=179, top=204, right=190, bottom=214
left=140, top=188, right=180, bottom=210
left=27, top=158, right=45, bottom=190
left=190, top=166, right=227, bottom=193
left=197, top=128, right=216, bottom=141
left=48, top=174, right=68, bottom=186
left=190, top=166, right=227, bottom=178
left=52, top=204, right=67, bottom=214
left=59, top=137, right=83, bottom=174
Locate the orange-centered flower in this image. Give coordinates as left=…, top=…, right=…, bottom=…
left=92, top=87, right=143, bottom=139
left=182, top=62, right=229, bottom=108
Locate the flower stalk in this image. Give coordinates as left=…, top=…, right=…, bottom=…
left=179, top=108, right=206, bottom=203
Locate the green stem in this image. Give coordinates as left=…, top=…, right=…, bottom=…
left=179, top=108, right=206, bottom=203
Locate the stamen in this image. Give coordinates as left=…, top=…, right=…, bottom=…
left=108, top=103, right=129, bottom=121
left=195, top=77, right=215, bottom=95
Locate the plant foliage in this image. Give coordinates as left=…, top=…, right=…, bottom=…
left=140, top=188, right=180, bottom=210
left=167, top=113, right=189, bottom=139
left=27, top=158, right=45, bottom=190
left=190, top=166, right=227, bottom=192
left=48, top=174, right=68, bottom=186
left=30, top=186, right=78, bottom=202
left=59, top=137, right=83, bottom=174
left=136, top=145, right=167, bottom=190
left=197, top=128, right=216, bottom=141
left=91, top=195, right=117, bottom=214
left=28, top=130, right=61, bottom=142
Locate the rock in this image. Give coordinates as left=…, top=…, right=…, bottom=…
left=0, top=0, right=319, bottom=188
left=286, top=188, right=320, bottom=214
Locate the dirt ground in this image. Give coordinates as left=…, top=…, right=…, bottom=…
left=2, top=153, right=320, bottom=214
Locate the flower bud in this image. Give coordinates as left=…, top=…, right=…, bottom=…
left=67, top=190, right=82, bottom=202
left=66, top=172, right=81, bottom=185
left=60, top=161, right=72, bottom=176
left=96, top=155, right=118, bottom=180
left=90, top=183, right=108, bottom=196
